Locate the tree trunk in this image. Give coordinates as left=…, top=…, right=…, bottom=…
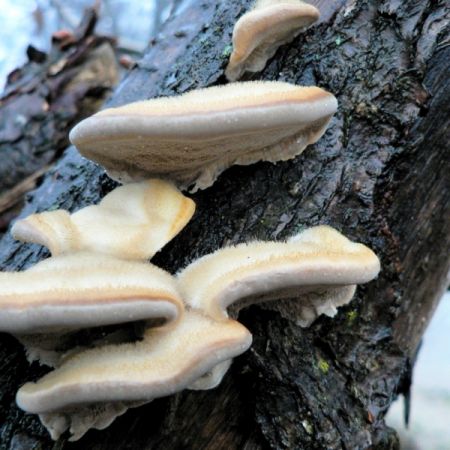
left=0, top=1, right=449, bottom=449
left=0, top=9, right=118, bottom=235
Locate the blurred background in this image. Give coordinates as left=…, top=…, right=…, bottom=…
left=385, top=292, right=450, bottom=450
left=0, top=0, right=173, bottom=87
left=0, top=1, right=448, bottom=448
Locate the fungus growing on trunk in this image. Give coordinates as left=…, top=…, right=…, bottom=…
left=178, top=225, right=380, bottom=388
left=69, top=82, right=337, bottom=191
left=16, top=311, right=251, bottom=441
left=13, top=227, right=379, bottom=439
left=179, top=225, right=380, bottom=322
left=225, top=0, right=320, bottom=81
left=0, top=252, right=184, bottom=334
left=12, top=179, right=195, bottom=260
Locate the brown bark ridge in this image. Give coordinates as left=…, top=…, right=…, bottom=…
left=0, top=8, right=118, bottom=235
left=0, top=0, right=449, bottom=448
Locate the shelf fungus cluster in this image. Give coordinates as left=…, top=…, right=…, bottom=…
left=3, top=189, right=379, bottom=440
left=0, top=1, right=382, bottom=442
left=4, top=180, right=192, bottom=367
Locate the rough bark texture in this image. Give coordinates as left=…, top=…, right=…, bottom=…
left=0, top=0, right=449, bottom=449
left=0, top=9, right=118, bottom=234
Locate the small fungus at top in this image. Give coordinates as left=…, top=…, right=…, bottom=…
left=226, top=0, right=320, bottom=81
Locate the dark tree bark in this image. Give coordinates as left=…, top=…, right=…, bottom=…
left=0, top=9, right=118, bottom=235
left=0, top=1, right=449, bottom=449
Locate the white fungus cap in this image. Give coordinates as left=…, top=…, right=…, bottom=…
left=225, top=0, right=320, bottom=81
left=11, top=179, right=195, bottom=261
left=0, top=252, right=184, bottom=334
left=69, top=82, right=337, bottom=192
left=177, top=225, right=380, bottom=389
left=16, top=311, right=251, bottom=418
left=178, top=225, right=380, bottom=321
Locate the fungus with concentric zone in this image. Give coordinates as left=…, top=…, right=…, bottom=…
left=178, top=225, right=380, bottom=388
left=0, top=252, right=184, bottom=335
left=225, top=0, right=320, bottom=81
left=16, top=310, right=251, bottom=441
left=69, top=82, right=337, bottom=192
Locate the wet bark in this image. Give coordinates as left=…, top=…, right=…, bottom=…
left=0, top=9, right=118, bottom=235
left=0, top=0, right=449, bottom=449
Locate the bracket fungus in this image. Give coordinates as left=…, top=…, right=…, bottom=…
left=69, top=81, right=337, bottom=191
left=179, top=225, right=380, bottom=322
left=178, top=225, right=380, bottom=388
left=12, top=179, right=195, bottom=260
left=16, top=310, right=251, bottom=440
left=225, top=0, right=320, bottom=81
left=12, top=226, right=380, bottom=439
left=2, top=0, right=381, bottom=438
left=0, top=252, right=184, bottom=335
